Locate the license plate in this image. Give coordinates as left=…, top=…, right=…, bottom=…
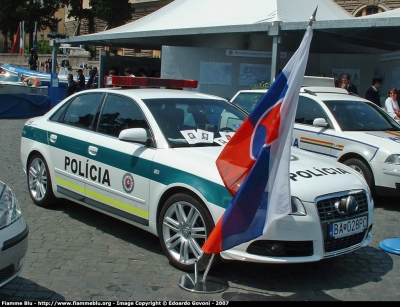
left=328, top=216, right=368, bottom=239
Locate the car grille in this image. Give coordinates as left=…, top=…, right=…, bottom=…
left=317, top=190, right=369, bottom=253
left=317, top=191, right=368, bottom=222
left=0, top=264, right=14, bottom=285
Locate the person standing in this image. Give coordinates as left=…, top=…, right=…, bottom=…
left=87, top=67, right=98, bottom=89
left=77, top=69, right=85, bottom=89
left=384, top=88, right=400, bottom=120
left=66, top=73, right=80, bottom=97
left=365, top=78, right=383, bottom=107
left=124, top=68, right=135, bottom=77
left=28, top=48, right=38, bottom=71
left=341, top=74, right=358, bottom=95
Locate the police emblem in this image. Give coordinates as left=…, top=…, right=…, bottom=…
left=122, top=173, right=134, bottom=193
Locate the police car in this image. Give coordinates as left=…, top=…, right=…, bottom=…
left=20, top=76, right=373, bottom=272
left=231, top=81, right=400, bottom=198
left=0, top=180, right=29, bottom=287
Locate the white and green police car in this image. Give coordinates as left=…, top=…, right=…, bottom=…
left=21, top=76, right=373, bottom=271
left=231, top=80, right=400, bottom=198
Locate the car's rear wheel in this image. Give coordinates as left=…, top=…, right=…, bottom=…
left=157, top=192, right=216, bottom=272
left=343, top=158, right=375, bottom=193
left=27, top=154, right=56, bottom=207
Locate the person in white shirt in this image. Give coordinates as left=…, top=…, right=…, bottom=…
left=384, top=88, right=400, bottom=120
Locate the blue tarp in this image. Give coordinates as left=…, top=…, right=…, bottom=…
left=0, top=94, right=51, bottom=118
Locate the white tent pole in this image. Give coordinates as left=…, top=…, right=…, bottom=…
left=269, top=22, right=281, bottom=82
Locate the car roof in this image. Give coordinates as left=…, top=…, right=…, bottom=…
left=87, top=88, right=227, bottom=100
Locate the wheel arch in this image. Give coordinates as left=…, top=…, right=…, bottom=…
left=156, top=186, right=213, bottom=230
left=338, top=152, right=376, bottom=187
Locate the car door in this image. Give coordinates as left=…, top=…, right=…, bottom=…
left=85, top=93, right=155, bottom=227
left=48, top=93, right=104, bottom=201
left=293, top=96, right=337, bottom=159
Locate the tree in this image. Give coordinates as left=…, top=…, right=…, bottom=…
left=59, top=0, right=95, bottom=35
left=89, top=0, right=132, bottom=30
left=0, top=0, right=61, bottom=52
left=0, top=0, right=25, bottom=52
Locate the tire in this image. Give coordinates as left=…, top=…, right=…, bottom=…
left=27, top=154, right=56, bottom=207
left=157, top=192, right=217, bottom=272
left=343, top=158, right=375, bottom=193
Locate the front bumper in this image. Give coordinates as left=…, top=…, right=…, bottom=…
left=0, top=216, right=29, bottom=288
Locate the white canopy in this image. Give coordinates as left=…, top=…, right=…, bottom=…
left=63, top=0, right=357, bottom=50
left=94, top=0, right=352, bottom=34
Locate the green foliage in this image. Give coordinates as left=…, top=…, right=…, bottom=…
left=0, top=0, right=61, bottom=51
left=90, top=0, right=133, bottom=29
left=250, top=80, right=272, bottom=89
left=24, top=40, right=63, bottom=54
left=85, top=45, right=97, bottom=59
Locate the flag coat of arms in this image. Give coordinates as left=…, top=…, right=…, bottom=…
left=202, top=25, right=313, bottom=254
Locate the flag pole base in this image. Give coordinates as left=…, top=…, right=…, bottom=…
left=178, top=254, right=229, bottom=293
left=178, top=273, right=229, bottom=293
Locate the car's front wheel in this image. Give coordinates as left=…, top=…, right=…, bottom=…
left=27, top=154, right=56, bottom=207
left=157, top=192, right=216, bottom=272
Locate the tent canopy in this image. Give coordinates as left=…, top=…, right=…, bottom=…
left=60, top=0, right=400, bottom=53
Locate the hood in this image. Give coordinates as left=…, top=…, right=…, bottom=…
left=345, top=130, right=400, bottom=150
left=289, top=148, right=368, bottom=202
left=170, top=146, right=368, bottom=203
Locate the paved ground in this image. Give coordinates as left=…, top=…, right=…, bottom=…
left=0, top=118, right=399, bottom=301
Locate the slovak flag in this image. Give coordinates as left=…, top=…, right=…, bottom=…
left=202, top=25, right=313, bottom=254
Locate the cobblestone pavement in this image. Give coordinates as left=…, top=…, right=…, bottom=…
left=0, top=118, right=399, bottom=301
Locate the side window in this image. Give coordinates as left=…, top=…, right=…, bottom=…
left=61, top=93, right=103, bottom=129
left=296, top=97, right=328, bottom=126
left=98, top=95, right=148, bottom=137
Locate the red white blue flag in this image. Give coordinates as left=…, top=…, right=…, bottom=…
left=19, top=21, right=24, bottom=56
left=202, top=25, right=313, bottom=254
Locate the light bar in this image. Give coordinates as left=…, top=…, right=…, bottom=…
left=104, top=76, right=198, bottom=89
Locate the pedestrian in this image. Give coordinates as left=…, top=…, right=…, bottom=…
left=137, top=68, right=147, bottom=77
left=66, top=73, right=80, bottom=97
left=77, top=69, right=85, bottom=89
left=28, top=48, right=38, bottom=71
left=124, top=68, right=135, bottom=77
left=341, top=73, right=358, bottom=95
left=384, top=88, right=400, bottom=120
left=87, top=67, right=98, bottom=89
left=365, top=78, right=383, bottom=107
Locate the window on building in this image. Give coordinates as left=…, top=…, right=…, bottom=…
left=355, top=6, right=383, bottom=17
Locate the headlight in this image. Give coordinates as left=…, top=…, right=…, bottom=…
left=0, top=181, right=22, bottom=229
left=290, top=197, right=307, bottom=216
left=385, top=154, right=400, bottom=164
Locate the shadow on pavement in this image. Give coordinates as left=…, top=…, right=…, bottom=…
left=0, top=278, right=65, bottom=301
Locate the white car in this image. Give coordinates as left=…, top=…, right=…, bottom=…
left=0, top=180, right=29, bottom=287
left=21, top=76, right=373, bottom=271
left=231, top=84, right=400, bottom=198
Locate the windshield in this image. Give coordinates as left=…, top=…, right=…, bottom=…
left=231, top=92, right=265, bottom=113
left=143, top=98, right=247, bottom=147
left=323, top=100, right=400, bottom=131
left=0, top=73, right=20, bottom=82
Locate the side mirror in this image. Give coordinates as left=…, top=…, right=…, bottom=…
left=119, top=128, right=151, bottom=145
left=313, top=118, right=329, bottom=127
